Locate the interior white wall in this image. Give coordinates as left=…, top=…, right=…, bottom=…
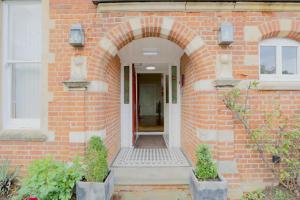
left=119, top=37, right=183, bottom=65
left=119, top=38, right=183, bottom=148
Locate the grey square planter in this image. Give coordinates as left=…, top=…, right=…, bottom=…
left=76, top=170, right=114, bottom=200
left=190, top=170, right=228, bottom=200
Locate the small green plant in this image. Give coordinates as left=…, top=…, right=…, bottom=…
left=16, top=157, right=83, bottom=200
left=240, top=190, right=265, bottom=200
left=85, top=136, right=109, bottom=182
left=195, top=144, right=218, bottom=181
left=0, top=160, right=18, bottom=196
left=273, top=188, right=288, bottom=200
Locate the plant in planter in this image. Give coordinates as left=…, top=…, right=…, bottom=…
left=190, top=144, right=228, bottom=200
left=76, top=136, right=114, bottom=200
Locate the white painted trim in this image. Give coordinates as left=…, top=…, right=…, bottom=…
left=259, top=38, right=300, bottom=82
left=2, top=1, right=42, bottom=130
left=121, top=62, right=181, bottom=148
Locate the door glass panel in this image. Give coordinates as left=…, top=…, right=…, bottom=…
left=282, top=46, right=297, bottom=75
left=172, top=66, right=177, bottom=104
left=260, top=46, right=276, bottom=74
left=165, top=75, right=169, bottom=104
left=124, top=66, right=129, bottom=104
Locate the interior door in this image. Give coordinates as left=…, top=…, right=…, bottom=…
left=140, top=84, right=157, bottom=116
left=132, top=65, right=137, bottom=146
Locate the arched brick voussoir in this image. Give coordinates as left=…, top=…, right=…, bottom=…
left=106, top=22, right=135, bottom=50
left=141, top=16, right=163, bottom=38
left=168, top=21, right=199, bottom=51
left=258, top=20, right=300, bottom=42
left=97, top=16, right=207, bottom=56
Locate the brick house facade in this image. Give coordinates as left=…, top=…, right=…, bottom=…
left=1, top=0, right=300, bottom=199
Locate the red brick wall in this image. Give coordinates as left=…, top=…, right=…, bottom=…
left=1, top=1, right=300, bottom=198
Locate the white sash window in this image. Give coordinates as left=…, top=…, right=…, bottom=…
left=260, top=38, right=300, bottom=81
left=2, top=1, right=41, bottom=129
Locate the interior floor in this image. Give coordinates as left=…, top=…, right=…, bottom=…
left=135, top=135, right=167, bottom=149
left=138, top=116, right=164, bottom=132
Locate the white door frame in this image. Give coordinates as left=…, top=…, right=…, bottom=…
left=120, top=63, right=181, bottom=148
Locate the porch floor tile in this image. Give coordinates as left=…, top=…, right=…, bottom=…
left=112, top=148, right=190, bottom=167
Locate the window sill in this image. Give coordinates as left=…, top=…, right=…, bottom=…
left=0, top=129, right=48, bottom=142
left=257, top=81, right=300, bottom=91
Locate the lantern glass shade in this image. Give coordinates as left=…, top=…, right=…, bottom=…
left=218, top=22, right=234, bottom=45
left=69, top=24, right=84, bottom=47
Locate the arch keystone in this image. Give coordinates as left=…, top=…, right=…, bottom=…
left=184, top=36, right=205, bottom=56
left=99, top=37, right=118, bottom=56
left=160, top=17, right=175, bottom=39
left=129, top=18, right=142, bottom=39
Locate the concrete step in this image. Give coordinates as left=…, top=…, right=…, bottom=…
left=111, top=166, right=192, bottom=185
left=112, top=185, right=192, bottom=200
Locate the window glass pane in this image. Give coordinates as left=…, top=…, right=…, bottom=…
left=282, top=46, right=297, bottom=75
left=171, top=66, right=177, bottom=104
left=8, top=3, right=41, bottom=61
left=11, top=63, right=40, bottom=118
left=165, top=75, right=169, bottom=104
left=260, top=46, right=276, bottom=74
left=124, top=66, right=129, bottom=104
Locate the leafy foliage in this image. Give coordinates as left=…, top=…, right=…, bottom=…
left=240, top=190, right=265, bottom=200
left=0, top=160, right=18, bottom=196
left=16, top=157, right=83, bottom=200
left=240, top=187, right=294, bottom=200
left=85, top=136, right=109, bottom=182
left=223, top=81, right=300, bottom=195
left=195, top=144, right=218, bottom=181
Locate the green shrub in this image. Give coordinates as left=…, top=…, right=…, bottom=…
left=0, top=160, right=18, bottom=196
left=16, top=157, right=83, bottom=200
left=273, top=188, right=288, bottom=200
left=195, top=144, right=218, bottom=181
left=240, top=190, right=265, bottom=200
left=85, top=136, right=109, bottom=182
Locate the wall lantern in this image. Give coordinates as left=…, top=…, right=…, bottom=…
left=218, top=22, right=234, bottom=45
left=69, top=23, right=84, bottom=47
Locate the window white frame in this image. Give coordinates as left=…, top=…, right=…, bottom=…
left=2, top=0, right=41, bottom=129
left=259, top=38, right=300, bottom=81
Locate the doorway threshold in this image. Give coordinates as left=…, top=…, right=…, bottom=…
left=112, top=148, right=190, bottom=167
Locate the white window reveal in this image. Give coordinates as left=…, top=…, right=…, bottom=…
left=260, top=38, right=300, bottom=81
left=2, top=1, right=42, bottom=129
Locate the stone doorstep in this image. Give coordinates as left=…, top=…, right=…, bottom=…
left=112, top=166, right=192, bottom=185
left=112, top=184, right=192, bottom=200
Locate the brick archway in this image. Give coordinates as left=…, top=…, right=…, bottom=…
left=89, top=16, right=214, bottom=82
left=87, top=16, right=216, bottom=163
